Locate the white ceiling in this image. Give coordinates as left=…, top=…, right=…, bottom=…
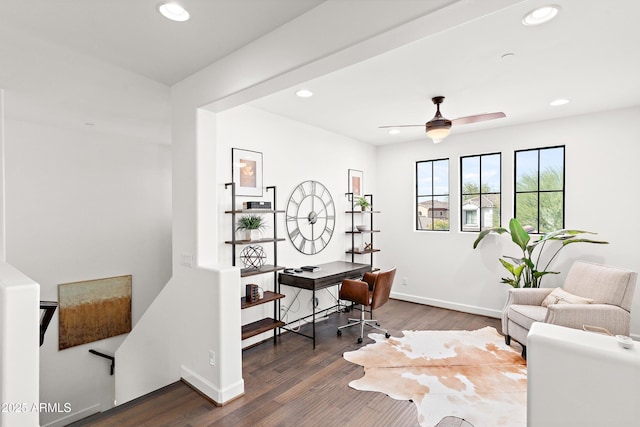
left=0, top=0, right=324, bottom=86
left=1, top=0, right=638, bottom=146
left=249, top=0, right=640, bottom=145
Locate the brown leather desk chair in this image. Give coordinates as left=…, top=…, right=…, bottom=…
left=337, top=267, right=396, bottom=343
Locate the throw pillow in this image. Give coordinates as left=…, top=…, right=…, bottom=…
left=541, top=287, right=594, bottom=307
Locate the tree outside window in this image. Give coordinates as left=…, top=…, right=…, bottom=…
left=416, top=159, right=449, bottom=231
left=514, top=146, right=565, bottom=233
left=461, top=153, right=501, bottom=232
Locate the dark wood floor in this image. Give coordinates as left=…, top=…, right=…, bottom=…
left=71, top=300, right=501, bottom=427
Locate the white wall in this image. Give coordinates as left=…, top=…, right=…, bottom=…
left=4, top=119, right=172, bottom=426
left=216, top=105, right=377, bottom=346
left=378, top=106, right=640, bottom=336
left=0, top=263, right=40, bottom=427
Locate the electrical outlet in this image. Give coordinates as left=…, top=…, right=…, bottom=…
left=209, top=350, right=215, bottom=366
left=180, top=253, right=194, bottom=268
left=402, top=277, right=408, bottom=286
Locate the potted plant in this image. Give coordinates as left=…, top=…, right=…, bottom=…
left=355, top=196, right=370, bottom=211
left=473, top=218, right=608, bottom=288
left=236, top=214, right=266, bottom=241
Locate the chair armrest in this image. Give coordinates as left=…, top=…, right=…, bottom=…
left=506, top=288, right=554, bottom=306
left=339, top=279, right=370, bottom=305
left=545, top=304, right=631, bottom=336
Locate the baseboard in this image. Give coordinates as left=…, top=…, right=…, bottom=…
left=390, top=292, right=502, bottom=319
left=40, top=403, right=101, bottom=427
left=180, top=365, right=244, bottom=406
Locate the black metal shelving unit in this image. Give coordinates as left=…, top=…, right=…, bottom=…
left=225, top=183, right=285, bottom=343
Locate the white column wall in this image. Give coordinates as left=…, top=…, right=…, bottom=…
left=378, top=106, right=640, bottom=336
left=0, top=263, right=39, bottom=427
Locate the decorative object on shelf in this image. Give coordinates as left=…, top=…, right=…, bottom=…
left=245, top=284, right=259, bottom=303
left=243, top=200, right=271, bottom=209
left=286, top=180, right=335, bottom=255
left=348, top=169, right=363, bottom=197
left=473, top=218, right=608, bottom=288
left=232, top=148, right=263, bottom=196
left=236, top=214, right=266, bottom=241
left=355, top=196, right=370, bottom=211
left=356, top=225, right=368, bottom=232
left=239, top=245, right=267, bottom=270
left=364, top=242, right=372, bottom=251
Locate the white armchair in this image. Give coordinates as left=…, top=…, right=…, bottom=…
left=502, top=260, right=637, bottom=358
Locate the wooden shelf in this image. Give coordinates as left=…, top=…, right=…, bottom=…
left=346, top=249, right=381, bottom=255
left=345, top=210, right=381, bottom=214
left=225, top=238, right=286, bottom=245
left=240, top=291, right=285, bottom=309
left=241, top=318, right=285, bottom=340
left=345, top=230, right=381, bottom=234
left=240, top=265, right=285, bottom=278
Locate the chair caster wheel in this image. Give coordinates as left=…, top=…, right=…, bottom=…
left=385, top=333, right=390, bottom=338
left=357, top=337, right=363, bottom=344
left=337, top=330, right=342, bottom=336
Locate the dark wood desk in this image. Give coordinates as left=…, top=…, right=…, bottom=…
left=278, top=261, right=371, bottom=348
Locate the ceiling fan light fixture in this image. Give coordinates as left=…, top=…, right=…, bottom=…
left=425, top=117, right=451, bottom=142
left=522, top=5, right=559, bottom=26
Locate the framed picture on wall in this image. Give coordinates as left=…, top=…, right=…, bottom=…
left=232, top=148, right=263, bottom=197
left=348, top=169, right=363, bottom=197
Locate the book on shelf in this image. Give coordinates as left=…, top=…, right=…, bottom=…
left=300, top=265, right=320, bottom=272
left=242, top=201, right=271, bottom=209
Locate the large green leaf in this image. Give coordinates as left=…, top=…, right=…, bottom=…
left=562, top=238, right=609, bottom=247
left=472, top=227, right=508, bottom=249
left=508, top=218, right=530, bottom=251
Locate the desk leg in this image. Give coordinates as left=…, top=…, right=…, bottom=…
left=312, top=287, right=316, bottom=349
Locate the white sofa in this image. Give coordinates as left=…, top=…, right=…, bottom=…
left=528, top=322, right=640, bottom=426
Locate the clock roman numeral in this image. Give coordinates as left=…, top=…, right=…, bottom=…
left=289, top=227, right=300, bottom=241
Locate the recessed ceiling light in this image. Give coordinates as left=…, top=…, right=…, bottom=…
left=388, top=129, right=401, bottom=135
left=158, top=2, right=190, bottom=22
left=295, top=89, right=313, bottom=98
left=550, top=98, right=570, bottom=106
left=522, top=5, right=559, bottom=26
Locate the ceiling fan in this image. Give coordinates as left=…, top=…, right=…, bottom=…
left=379, top=96, right=506, bottom=143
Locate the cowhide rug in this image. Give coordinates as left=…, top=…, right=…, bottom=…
left=343, top=326, right=527, bottom=427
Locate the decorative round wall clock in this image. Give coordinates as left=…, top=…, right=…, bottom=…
left=286, top=180, right=335, bottom=254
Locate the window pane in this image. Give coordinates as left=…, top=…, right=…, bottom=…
left=540, top=192, right=563, bottom=232
left=481, top=193, right=501, bottom=229
left=539, top=147, right=564, bottom=191
left=462, top=194, right=479, bottom=232
left=515, top=150, right=538, bottom=191
left=417, top=196, right=432, bottom=230
left=417, top=162, right=432, bottom=196
left=433, top=160, right=449, bottom=195
left=461, top=156, right=479, bottom=194
left=481, top=154, right=501, bottom=193
left=515, top=193, right=538, bottom=232
left=433, top=195, right=449, bottom=230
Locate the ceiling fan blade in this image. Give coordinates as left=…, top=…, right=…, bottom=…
left=378, top=124, right=423, bottom=129
left=452, top=112, right=506, bottom=125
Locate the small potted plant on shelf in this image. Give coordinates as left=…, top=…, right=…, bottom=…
left=236, top=214, right=266, bottom=241
left=355, top=196, right=370, bottom=211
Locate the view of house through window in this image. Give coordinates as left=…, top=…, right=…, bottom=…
left=460, top=153, right=501, bottom=232
left=515, top=146, right=565, bottom=233
left=416, top=158, right=449, bottom=231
